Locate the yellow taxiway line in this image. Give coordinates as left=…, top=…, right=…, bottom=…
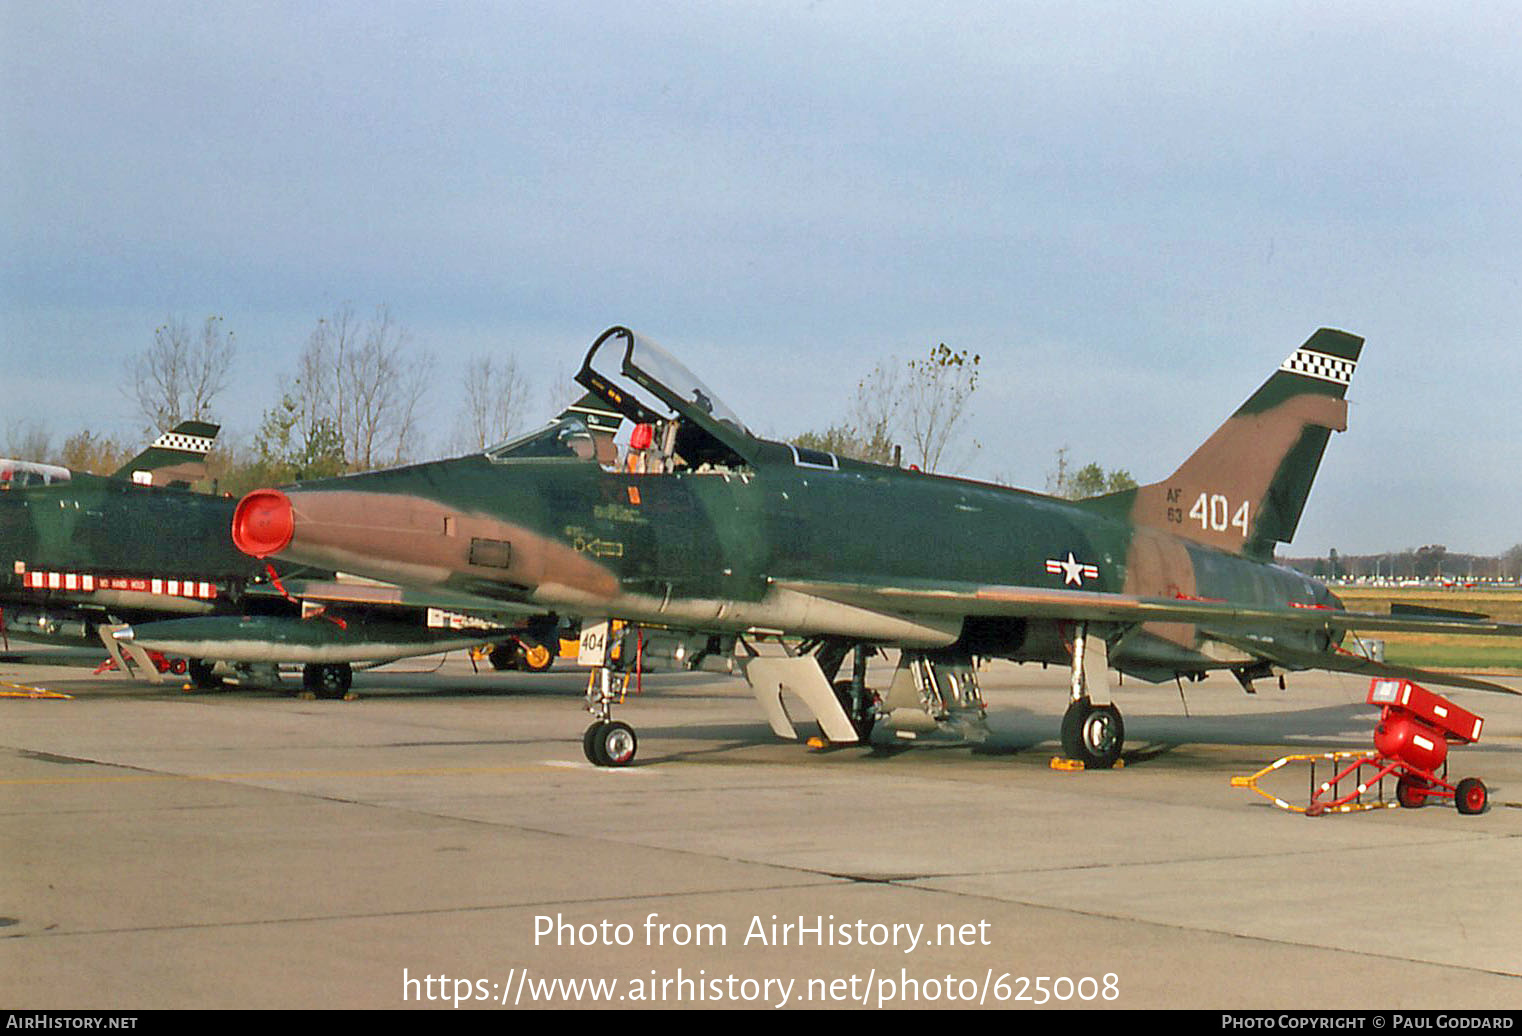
left=0, top=679, right=73, bottom=699
left=0, top=761, right=649, bottom=786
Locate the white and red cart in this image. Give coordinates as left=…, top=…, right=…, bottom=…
left=1233, top=678, right=1488, bottom=816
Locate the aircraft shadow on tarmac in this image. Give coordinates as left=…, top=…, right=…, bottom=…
left=626, top=697, right=1522, bottom=770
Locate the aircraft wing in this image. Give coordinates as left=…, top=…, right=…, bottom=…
left=777, top=577, right=1522, bottom=638
left=778, top=577, right=1522, bottom=694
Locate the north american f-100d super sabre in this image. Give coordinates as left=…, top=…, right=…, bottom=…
left=231, top=325, right=1522, bottom=766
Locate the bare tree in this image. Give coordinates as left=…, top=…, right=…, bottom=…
left=544, top=362, right=579, bottom=420
left=132, top=315, right=236, bottom=433
left=790, top=343, right=980, bottom=471
left=278, top=305, right=434, bottom=471
left=793, top=360, right=902, bottom=464
left=901, top=343, right=980, bottom=472
left=1045, top=444, right=1073, bottom=496
left=3, top=418, right=52, bottom=462
left=846, top=360, right=902, bottom=464
left=456, top=354, right=531, bottom=451
left=1502, top=543, right=1522, bottom=582
left=343, top=306, right=433, bottom=468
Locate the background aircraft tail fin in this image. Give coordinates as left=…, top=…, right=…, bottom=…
left=1097, top=328, right=1362, bottom=560
left=112, top=421, right=219, bottom=488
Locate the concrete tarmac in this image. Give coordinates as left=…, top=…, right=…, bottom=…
left=2, top=649, right=1520, bottom=1010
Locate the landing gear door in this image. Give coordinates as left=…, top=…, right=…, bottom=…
left=742, top=656, right=860, bottom=744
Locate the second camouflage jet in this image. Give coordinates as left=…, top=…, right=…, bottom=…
left=1, top=423, right=549, bottom=694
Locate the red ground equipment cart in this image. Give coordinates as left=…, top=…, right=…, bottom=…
left=1233, top=678, right=1488, bottom=816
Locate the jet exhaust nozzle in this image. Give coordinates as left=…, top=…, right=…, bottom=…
left=232, top=489, right=295, bottom=558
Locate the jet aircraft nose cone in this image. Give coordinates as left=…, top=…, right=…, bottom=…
left=232, top=488, right=295, bottom=558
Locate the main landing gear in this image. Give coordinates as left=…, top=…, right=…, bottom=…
left=1061, top=699, right=1125, bottom=769
left=874, top=648, right=990, bottom=745
left=1059, top=623, right=1125, bottom=769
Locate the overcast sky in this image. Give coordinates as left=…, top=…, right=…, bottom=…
left=3, top=2, right=1519, bottom=555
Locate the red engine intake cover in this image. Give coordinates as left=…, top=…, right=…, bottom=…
left=231, top=489, right=295, bottom=558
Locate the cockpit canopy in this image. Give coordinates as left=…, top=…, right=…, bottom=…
left=0, top=459, right=71, bottom=488
left=575, top=326, right=754, bottom=471
left=481, top=327, right=759, bottom=473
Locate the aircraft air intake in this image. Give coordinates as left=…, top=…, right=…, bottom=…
left=232, top=488, right=295, bottom=558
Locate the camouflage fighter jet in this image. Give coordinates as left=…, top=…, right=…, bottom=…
left=230, top=326, right=1522, bottom=764
left=1, top=422, right=547, bottom=694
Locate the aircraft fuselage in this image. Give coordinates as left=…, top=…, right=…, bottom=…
left=256, top=440, right=1342, bottom=681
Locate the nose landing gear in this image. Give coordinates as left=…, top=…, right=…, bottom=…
left=583, top=664, right=638, bottom=767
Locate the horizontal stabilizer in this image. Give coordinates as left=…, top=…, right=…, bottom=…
left=1208, top=632, right=1520, bottom=695
left=1390, top=601, right=1490, bottom=622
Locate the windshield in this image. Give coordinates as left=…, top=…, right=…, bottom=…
left=484, top=417, right=597, bottom=464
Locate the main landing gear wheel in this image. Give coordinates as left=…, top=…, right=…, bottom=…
left=583, top=720, right=637, bottom=767
left=1455, top=777, right=1488, bottom=815
left=302, top=662, right=353, bottom=699
left=1060, top=699, right=1125, bottom=769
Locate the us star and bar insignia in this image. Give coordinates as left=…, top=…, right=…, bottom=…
left=1045, top=552, right=1099, bottom=587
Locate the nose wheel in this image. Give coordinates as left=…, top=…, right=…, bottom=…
left=583, top=665, right=638, bottom=766
left=583, top=720, right=638, bottom=767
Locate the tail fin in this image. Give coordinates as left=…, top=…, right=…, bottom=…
left=112, top=421, right=219, bottom=488
left=1100, top=328, right=1362, bottom=560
